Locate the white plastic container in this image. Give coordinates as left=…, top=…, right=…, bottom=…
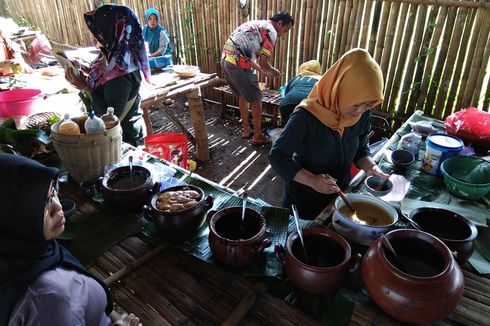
left=422, top=133, right=464, bottom=176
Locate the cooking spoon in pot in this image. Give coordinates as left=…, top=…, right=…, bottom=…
left=240, top=192, right=248, bottom=234
left=128, top=156, right=133, bottom=183
left=292, top=204, right=309, bottom=265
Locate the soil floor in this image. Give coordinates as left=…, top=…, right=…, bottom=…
left=148, top=98, right=284, bottom=207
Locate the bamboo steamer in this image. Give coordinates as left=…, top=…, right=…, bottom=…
left=50, top=121, right=122, bottom=183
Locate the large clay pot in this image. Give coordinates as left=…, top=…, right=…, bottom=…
left=208, top=207, right=271, bottom=266
left=362, top=229, right=464, bottom=324
left=332, top=193, right=398, bottom=246
left=409, top=207, right=478, bottom=264
left=143, top=185, right=213, bottom=241
left=100, top=165, right=158, bottom=212
left=275, top=227, right=358, bottom=294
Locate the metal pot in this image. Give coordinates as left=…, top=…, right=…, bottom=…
left=208, top=207, right=271, bottom=266
left=275, top=227, right=359, bottom=294
left=408, top=207, right=478, bottom=264
left=361, top=229, right=464, bottom=324
left=99, top=165, right=158, bottom=212
left=143, top=185, right=213, bottom=241
left=332, top=193, right=398, bottom=246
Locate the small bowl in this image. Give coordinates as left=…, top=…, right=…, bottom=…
left=60, top=199, right=76, bottom=218
left=391, top=149, right=415, bottom=168
left=365, top=176, right=393, bottom=197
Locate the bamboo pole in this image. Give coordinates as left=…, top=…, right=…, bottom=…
left=435, top=6, right=468, bottom=118
left=417, top=5, right=448, bottom=114
left=472, top=34, right=490, bottom=109
left=380, top=1, right=400, bottom=80
left=339, top=0, right=353, bottom=55
left=462, top=8, right=490, bottom=107
left=360, top=0, right=375, bottom=49
left=368, top=1, right=382, bottom=55
left=406, top=5, right=439, bottom=113
left=398, top=4, right=427, bottom=118
left=381, top=0, right=489, bottom=9
left=426, top=6, right=457, bottom=120
left=344, top=0, right=357, bottom=53
left=374, top=1, right=391, bottom=63
left=335, top=0, right=347, bottom=61
left=351, top=0, right=364, bottom=49
left=322, top=0, right=337, bottom=70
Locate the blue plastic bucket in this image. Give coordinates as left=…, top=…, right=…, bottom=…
left=422, top=133, right=464, bottom=176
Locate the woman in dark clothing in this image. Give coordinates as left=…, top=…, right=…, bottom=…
left=0, top=154, right=141, bottom=325
left=269, top=49, right=389, bottom=219
left=279, top=59, right=321, bottom=126
left=66, top=4, right=151, bottom=146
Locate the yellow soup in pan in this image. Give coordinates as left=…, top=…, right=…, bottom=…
left=339, top=201, right=393, bottom=226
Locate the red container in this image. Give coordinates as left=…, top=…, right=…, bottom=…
left=0, top=88, right=43, bottom=118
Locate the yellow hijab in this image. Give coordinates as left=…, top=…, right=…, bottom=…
left=299, top=48, right=384, bottom=136
left=297, top=60, right=322, bottom=79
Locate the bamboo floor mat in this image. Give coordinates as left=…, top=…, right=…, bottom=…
left=89, top=234, right=320, bottom=325
left=88, top=232, right=490, bottom=325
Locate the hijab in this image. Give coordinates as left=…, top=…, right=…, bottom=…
left=297, top=59, right=322, bottom=79
left=143, top=8, right=169, bottom=55
left=0, top=154, right=112, bottom=324
left=299, top=48, right=384, bottom=136
left=84, top=4, right=151, bottom=89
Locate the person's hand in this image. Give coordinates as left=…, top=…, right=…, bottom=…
left=64, top=67, right=86, bottom=90
left=112, top=313, right=142, bottom=326
left=365, top=164, right=389, bottom=179
left=265, top=67, right=281, bottom=78
left=309, top=174, right=340, bottom=194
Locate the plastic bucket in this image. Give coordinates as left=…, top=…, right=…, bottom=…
left=422, top=133, right=464, bottom=176
left=0, top=88, right=43, bottom=118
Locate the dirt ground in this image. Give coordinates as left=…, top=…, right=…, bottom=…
left=148, top=98, right=284, bottom=207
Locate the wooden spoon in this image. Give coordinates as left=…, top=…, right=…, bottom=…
left=337, top=190, right=356, bottom=212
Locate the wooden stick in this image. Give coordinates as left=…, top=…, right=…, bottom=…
left=104, top=243, right=168, bottom=286
left=221, top=283, right=267, bottom=326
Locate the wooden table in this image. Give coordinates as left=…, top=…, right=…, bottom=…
left=140, top=70, right=220, bottom=162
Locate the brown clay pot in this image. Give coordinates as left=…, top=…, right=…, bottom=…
left=409, top=207, right=478, bottom=264
left=208, top=207, right=271, bottom=266
left=361, top=229, right=465, bottom=324
left=275, top=227, right=358, bottom=294
left=143, top=185, right=213, bottom=241
left=99, top=165, right=158, bottom=212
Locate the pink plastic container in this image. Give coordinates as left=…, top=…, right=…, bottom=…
left=0, top=88, right=43, bottom=118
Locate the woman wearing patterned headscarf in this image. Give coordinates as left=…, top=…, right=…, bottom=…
left=65, top=4, right=151, bottom=146
left=269, top=48, right=389, bottom=219
left=0, top=154, right=141, bottom=325
left=279, top=59, right=322, bottom=126
left=143, top=8, right=171, bottom=58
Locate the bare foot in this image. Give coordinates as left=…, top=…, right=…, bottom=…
left=112, top=313, right=142, bottom=326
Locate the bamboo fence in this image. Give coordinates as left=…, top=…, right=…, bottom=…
left=1, top=0, right=489, bottom=126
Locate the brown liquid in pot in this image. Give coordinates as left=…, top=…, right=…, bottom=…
left=108, top=171, right=147, bottom=190
left=339, top=201, right=392, bottom=226
left=214, top=213, right=261, bottom=240
left=292, top=234, right=345, bottom=267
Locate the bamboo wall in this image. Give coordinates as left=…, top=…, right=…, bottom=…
left=1, top=0, right=489, bottom=125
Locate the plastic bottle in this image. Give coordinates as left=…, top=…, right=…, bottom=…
left=72, top=107, right=89, bottom=134
left=59, top=113, right=81, bottom=135
left=397, top=131, right=422, bottom=158
left=84, top=111, right=105, bottom=134
left=100, top=107, right=119, bottom=129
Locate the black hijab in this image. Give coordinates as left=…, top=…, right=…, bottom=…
left=0, top=154, right=112, bottom=324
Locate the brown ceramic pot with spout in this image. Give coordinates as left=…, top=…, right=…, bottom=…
left=361, top=229, right=464, bottom=324
left=208, top=207, right=271, bottom=266
left=275, top=227, right=357, bottom=294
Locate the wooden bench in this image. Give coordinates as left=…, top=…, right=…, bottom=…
left=213, top=85, right=283, bottom=127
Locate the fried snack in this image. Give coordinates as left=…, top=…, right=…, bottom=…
left=156, top=189, right=200, bottom=212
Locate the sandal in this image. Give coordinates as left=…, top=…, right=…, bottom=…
left=241, top=131, right=254, bottom=139
left=251, top=135, right=271, bottom=147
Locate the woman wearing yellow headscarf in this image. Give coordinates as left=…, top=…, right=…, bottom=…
left=278, top=59, right=322, bottom=126
left=269, top=49, right=389, bottom=219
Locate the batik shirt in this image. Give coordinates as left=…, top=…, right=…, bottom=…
left=222, top=20, right=277, bottom=68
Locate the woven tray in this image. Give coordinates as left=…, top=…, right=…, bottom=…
left=25, top=112, right=61, bottom=129
left=173, top=65, right=199, bottom=78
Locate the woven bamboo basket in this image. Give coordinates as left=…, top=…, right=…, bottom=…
left=50, top=122, right=122, bottom=183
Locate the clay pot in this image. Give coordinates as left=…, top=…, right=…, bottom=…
left=143, top=185, right=213, bottom=241
left=275, top=227, right=358, bottom=294
left=208, top=207, right=271, bottom=266
left=332, top=193, right=398, bottom=246
left=362, top=229, right=464, bottom=324
left=409, top=207, right=478, bottom=264
left=99, top=165, right=158, bottom=212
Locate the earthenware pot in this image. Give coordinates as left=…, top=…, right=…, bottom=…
left=208, top=207, right=271, bottom=266
left=143, top=185, right=213, bottom=241
left=100, top=165, right=158, bottom=212
left=332, top=193, right=398, bottom=246
left=275, top=227, right=358, bottom=294
left=361, top=229, right=464, bottom=324
left=408, top=207, right=478, bottom=264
